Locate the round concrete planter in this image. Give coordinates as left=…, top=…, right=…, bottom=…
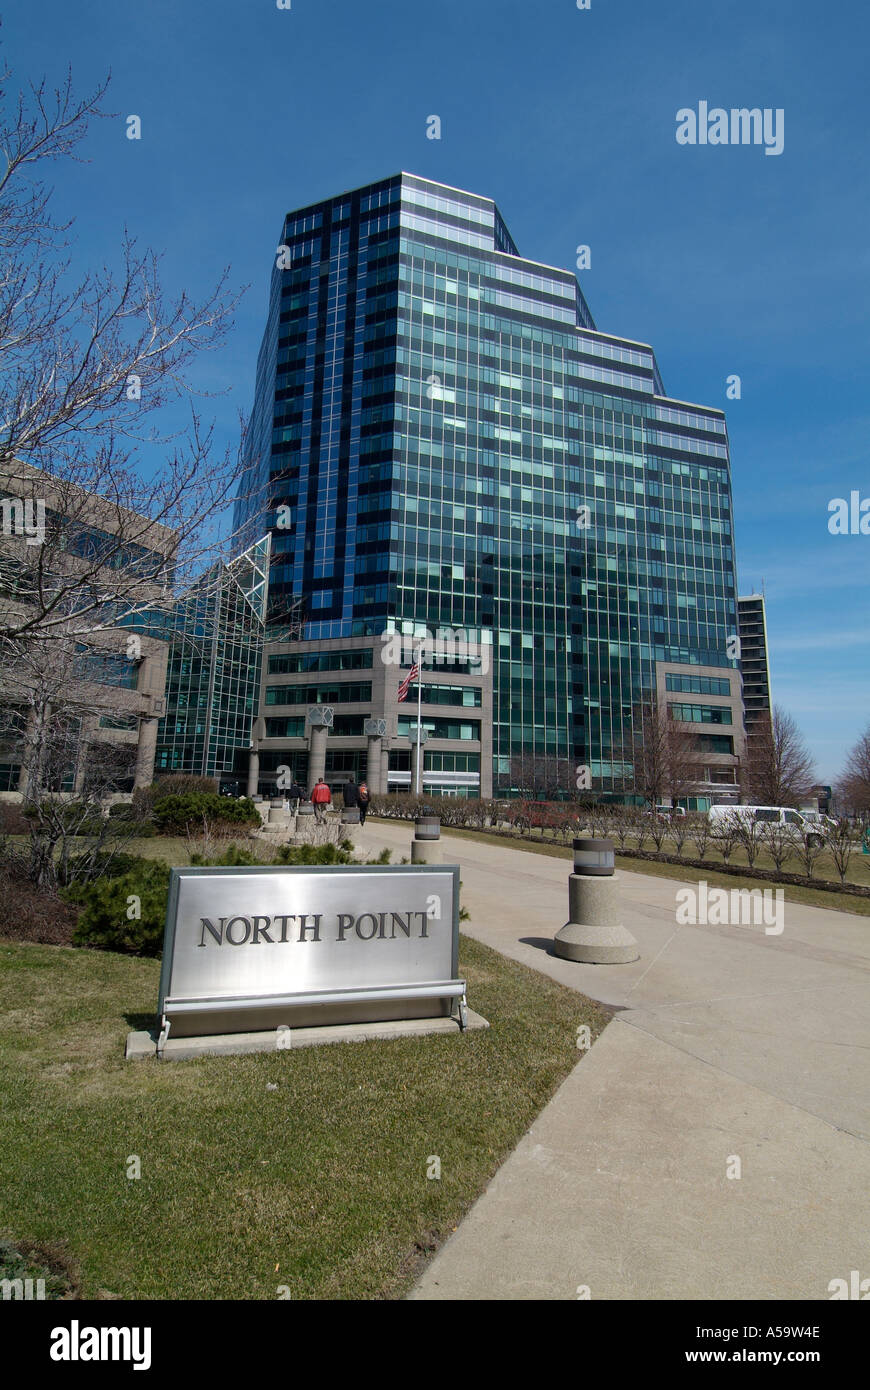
left=553, top=873, right=639, bottom=964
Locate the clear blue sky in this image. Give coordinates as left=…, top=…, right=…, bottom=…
left=7, top=0, right=869, bottom=784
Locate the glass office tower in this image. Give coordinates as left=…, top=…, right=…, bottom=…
left=234, top=174, right=739, bottom=799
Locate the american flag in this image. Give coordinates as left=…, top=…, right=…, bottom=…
left=397, top=663, right=420, bottom=702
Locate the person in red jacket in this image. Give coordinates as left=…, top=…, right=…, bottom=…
left=311, top=777, right=332, bottom=823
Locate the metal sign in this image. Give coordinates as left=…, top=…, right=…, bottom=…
left=157, top=864, right=463, bottom=1041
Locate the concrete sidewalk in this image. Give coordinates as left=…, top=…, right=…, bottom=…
left=354, top=819, right=870, bottom=1299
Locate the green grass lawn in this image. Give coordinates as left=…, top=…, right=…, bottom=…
left=504, top=828, right=870, bottom=887
left=425, top=824, right=870, bottom=918
left=0, top=935, right=608, bottom=1300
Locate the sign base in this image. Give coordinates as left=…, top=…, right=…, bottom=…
left=126, top=1009, right=489, bottom=1061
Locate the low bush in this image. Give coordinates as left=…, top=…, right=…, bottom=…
left=62, top=849, right=146, bottom=884
left=151, top=774, right=219, bottom=797
left=151, top=793, right=260, bottom=836
left=67, top=858, right=172, bottom=956
left=67, top=839, right=385, bottom=956
left=23, top=799, right=106, bottom=836
left=106, top=804, right=156, bottom=836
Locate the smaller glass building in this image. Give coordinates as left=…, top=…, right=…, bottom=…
left=154, top=538, right=270, bottom=788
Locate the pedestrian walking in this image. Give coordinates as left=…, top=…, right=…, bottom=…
left=358, top=781, right=370, bottom=826
left=311, top=777, right=331, bottom=823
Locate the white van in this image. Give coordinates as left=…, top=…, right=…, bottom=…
left=800, top=809, right=839, bottom=834
left=707, top=804, right=827, bottom=847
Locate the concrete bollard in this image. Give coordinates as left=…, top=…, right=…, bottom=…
left=411, top=814, right=441, bottom=863
left=341, top=807, right=360, bottom=825
left=553, top=838, right=639, bottom=964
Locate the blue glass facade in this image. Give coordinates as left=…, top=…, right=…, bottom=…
left=235, top=174, right=739, bottom=797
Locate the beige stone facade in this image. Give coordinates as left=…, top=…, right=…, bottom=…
left=0, top=460, right=174, bottom=794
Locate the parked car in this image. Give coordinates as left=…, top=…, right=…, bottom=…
left=708, top=804, right=827, bottom=848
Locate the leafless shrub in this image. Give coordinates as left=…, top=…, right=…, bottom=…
left=827, top=819, right=855, bottom=885
left=760, top=823, right=795, bottom=875
left=689, top=812, right=712, bottom=861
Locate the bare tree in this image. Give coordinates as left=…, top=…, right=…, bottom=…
left=628, top=700, right=670, bottom=807
left=626, top=699, right=702, bottom=808
left=0, top=59, right=252, bottom=651
left=712, top=808, right=742, bottom=863
left=689, top=811, right=712, bottom=861
left=0, top=635, right=147, bottom=886
left=760, top=823, right=796, bottom=875
left=665, top=725, right=704, bottom=808
left=507, top=752, right=575, bottom=801
left=827, top=820, right=855, bottom=885
left=837, top=726, right=870, bottom=818
left=744, top=707, right=815, bottom=806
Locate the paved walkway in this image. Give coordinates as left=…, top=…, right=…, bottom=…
left=354, top=819, right=870, bottom=1299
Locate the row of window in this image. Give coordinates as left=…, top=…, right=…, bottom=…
left=665, top=673, right=732, bottom=696
left=388, top=750, right=481, bottom=772
left=98, top=713, right=139, bottom=731
left=669, top=702, right=733, bottom=726
left=419, top=684, right=482, bottom=707
left=395, top=717, right=480, bottom=740
left=263, top=714, right=368, bottom=738
left=264, top=683, right=372, bottom=706
left=73, top=646, right=139, bottom=690
left=267, top=650, right=373, bottom=674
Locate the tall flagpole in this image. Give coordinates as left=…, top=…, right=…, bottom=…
left=415, top=642, right=423, bottom=795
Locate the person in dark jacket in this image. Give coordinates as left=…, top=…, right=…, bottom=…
left=342, top=779, right=360, bottom=810
left=358, top=781, right=371, bottom=826
left=287, top=781, right=304, bottom=813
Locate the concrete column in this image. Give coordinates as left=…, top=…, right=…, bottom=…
left=366, top=736, right=381, bottom=791
left=380, top=744, right=389, bottom=797
left=246, top=748, right=260, bottom=798
left=308, top=725, right=327, bottom=786
left=363, top=719, right=386, bottom=796
left=134, top=716, right=159, bottom=789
